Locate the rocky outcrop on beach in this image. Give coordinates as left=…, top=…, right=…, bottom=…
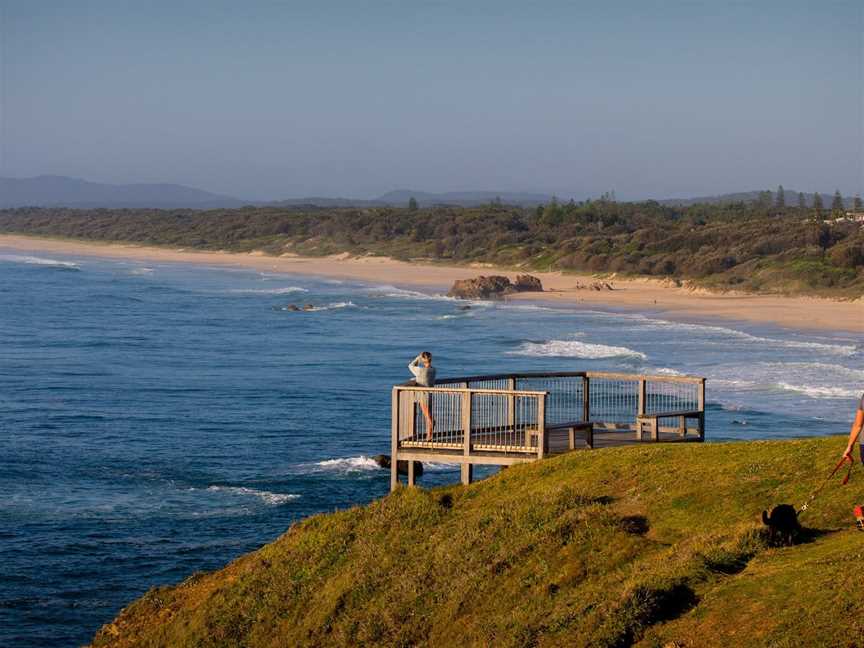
left=283, top=304, right=317, bottom=311
left=447, top=274, right=544, bottom=299
left=512, top=274, right=543, bottom=292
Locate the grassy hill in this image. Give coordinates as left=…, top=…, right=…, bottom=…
left=91, top=436, right=863, bottom=647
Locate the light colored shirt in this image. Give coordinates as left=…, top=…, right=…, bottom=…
left=408, top=354, right=436, bottom=387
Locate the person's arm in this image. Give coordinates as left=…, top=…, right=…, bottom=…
left=408, top=354, right=423, bottom=378
left=842, top=396, right=864, bottom=460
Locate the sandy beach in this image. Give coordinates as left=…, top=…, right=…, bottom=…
left=1, top=233, right=861, bottom=332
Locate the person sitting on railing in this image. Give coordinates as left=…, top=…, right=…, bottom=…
left=408, top=352, right=436, bottom=440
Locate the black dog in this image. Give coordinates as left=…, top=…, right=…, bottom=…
left=762, top=504, right=801, bottom=546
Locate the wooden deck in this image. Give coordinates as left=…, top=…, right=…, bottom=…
left=391, top=370, right=706, bottom=489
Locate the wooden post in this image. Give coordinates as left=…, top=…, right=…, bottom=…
left=636, top=379, right=647, bottom=440
left=507, top=377, right=516, bottom=432
left=582, top=376, right=590, bottom=423
left=678, top=415, right=686, bottom=438
left=637, top=379, right=647, bottom=416
left=568, top=426, right=575, bottom=451
left=698, top=379, right=706, bottom=441
left=407, top=459, right=415, bottom=487
left=461, top=391, right=473, bottom=485
left=390, top=388, right=400, bottom=491
left=537, top=394, right=547, bottom=459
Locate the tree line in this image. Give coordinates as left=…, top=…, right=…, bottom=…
left=1, top=197, right=862, bottom=296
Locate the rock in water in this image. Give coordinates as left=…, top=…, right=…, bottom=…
left=447, top=274, right=543, bottom=299
left=372, top=454, right=424, bottom=477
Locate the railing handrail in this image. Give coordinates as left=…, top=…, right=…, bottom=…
left=585, top=371, right=705, bottom=385
left=393, top=385, right=549, bottom=397
left=398, top=370, right=705, bottom=388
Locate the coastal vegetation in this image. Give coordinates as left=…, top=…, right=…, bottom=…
left=2, top=197, right=863, bottom=297
left=91, top=435, right=861, bottom=647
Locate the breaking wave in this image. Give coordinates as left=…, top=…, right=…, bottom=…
left=364, top=285, right=462, bottom=302
left=276, top=301, right=356, bottom=312
left=774, top=383, right=860, bottom=399
left=205, top=485, right=300, bottom=505
left=624, top=316, right=858, bottom=356
left=297, top=456, right=382, bottom=474
left=0, top=254, right=80, bottom=269
left=711, top=362, right=862, bottom=401
left=510, top=339, right=647, bottom=360
left=227, top=286, right=308, bottom=295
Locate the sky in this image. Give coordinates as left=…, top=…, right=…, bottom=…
left=0, top=0, right=862, bottom=201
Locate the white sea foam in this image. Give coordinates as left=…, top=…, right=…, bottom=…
left=277, top=301, right=356, bottom=312
left=205, top=485, right=300, bottom=505
left=423, top=462, right=460, bottom=471
left=129, top=267, right=154, bottom=275
left=510, top=339, right=647, bottom=360
left=311, top=301, right=355, bottom=311
left=652, top=367, right=684, bottom=376
left=625, top=317, right=858, bottom=356
left=227, top=286, right=308, bottom=295
left=365, top=285, right=465, bottom=302
left=306, top=456, right=382, bottom=474
left=709, top=361, right=862, bottom=401
left=436, top=312, right=475, bottom=320
left=0, top=254, right=79, bottom=269
left=774, top=383, right=859, bottom=399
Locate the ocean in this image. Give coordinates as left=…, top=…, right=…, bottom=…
left=1, top=249, right=861, bottom=647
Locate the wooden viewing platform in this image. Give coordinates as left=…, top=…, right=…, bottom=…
left=390, top=371, right=706, bottom=490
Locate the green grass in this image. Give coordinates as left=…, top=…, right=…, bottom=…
left=92, top=436, right=864, bottom=647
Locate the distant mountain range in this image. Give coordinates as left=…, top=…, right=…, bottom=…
left=0, top=175, right=857, bottom=210
left=0, top=176, right=247, bottom=209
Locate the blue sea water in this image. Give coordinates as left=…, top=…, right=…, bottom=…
left=0, top=249, right=861, bottom=647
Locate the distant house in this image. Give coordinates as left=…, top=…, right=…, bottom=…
left=842, top=211, right=864, bottom=223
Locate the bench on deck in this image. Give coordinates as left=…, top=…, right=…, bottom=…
left=541, top=421, right=594, bottom=450
left=635, top=410, right=704, bottom=441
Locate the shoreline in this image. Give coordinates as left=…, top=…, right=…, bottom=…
left=0, top=233, right=861, bottom=333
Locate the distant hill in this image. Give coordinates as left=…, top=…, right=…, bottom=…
left=1, top=176, right=858, bottom=210
left=0, top=176, right=247, bottom=209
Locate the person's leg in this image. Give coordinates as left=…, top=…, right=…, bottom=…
left=856, top=447, right=864, bottom=529
left=420, top=400, right=434, bottom=440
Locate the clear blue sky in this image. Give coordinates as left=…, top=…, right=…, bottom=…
left=1, top=0, right=861, bottom=200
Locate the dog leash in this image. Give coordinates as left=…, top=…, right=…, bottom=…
left=797, top=455, right=854, bottom=515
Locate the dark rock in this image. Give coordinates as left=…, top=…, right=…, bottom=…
left=285, top=304, right=301, bottom=311
left=302, top=304, right=315, bottom=311
left=372, top=454, right=424, bottom=477
left=446, top=274, right=543, bottom=299
left=512, top=274, right=543, bottom=292
left=447, top=275, right=512, bottom=299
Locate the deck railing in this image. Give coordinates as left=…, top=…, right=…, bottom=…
left=392, top=371, right=705, bottom=463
